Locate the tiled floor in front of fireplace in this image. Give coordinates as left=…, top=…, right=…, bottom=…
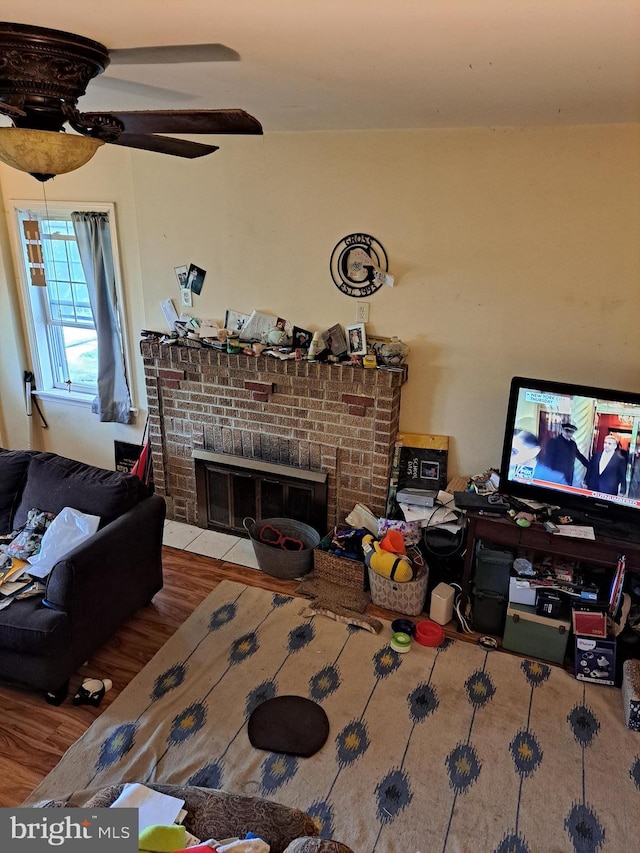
left=163, top=520, right=259, bottom=570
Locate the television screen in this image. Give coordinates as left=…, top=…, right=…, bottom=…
left=499, top=377, right=640, bottom=533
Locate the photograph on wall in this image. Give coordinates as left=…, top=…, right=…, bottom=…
left=322, top=323, right=348, bottom=356
left=346, top=323, right=367, bottom=356
left=174, top=265, right=188, bottom=289
left=186, top=263, right=207, bottom=295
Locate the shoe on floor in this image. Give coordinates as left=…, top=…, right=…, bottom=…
left=72, top=677, right=113, bottom=707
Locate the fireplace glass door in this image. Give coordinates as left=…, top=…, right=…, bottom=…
left=195, top=453, right=327, bottom=535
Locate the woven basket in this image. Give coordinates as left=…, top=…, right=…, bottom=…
left=313, top=549, right=368, bottom=591
left=367, top=566, right=429, bottom=616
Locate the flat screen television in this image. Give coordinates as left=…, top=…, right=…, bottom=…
left=498, top=376, right=640, bottom=537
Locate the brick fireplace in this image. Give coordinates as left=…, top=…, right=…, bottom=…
left=141, top=340, right=407, bottom=531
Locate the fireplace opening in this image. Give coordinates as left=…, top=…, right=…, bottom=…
left=194, top=450, right=328, bottom=535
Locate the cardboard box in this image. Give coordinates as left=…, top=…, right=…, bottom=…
left=509, top=576, right=537, bottom=607
left=502, top=603, right=570, bottom=665
left=575, top=637, right=616, bottom=686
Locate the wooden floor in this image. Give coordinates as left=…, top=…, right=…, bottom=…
left=0, top=546, right=469, bottom=807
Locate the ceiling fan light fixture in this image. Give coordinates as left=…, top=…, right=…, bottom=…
left=0, top=128, right=104, bottom=182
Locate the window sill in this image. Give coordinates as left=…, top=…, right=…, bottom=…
left=33, top=390, right=138, bottom=416
left=34, top=389, right=95, bottom=408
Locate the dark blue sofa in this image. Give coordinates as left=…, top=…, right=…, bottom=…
left=0, top=449, right=165, bottom=702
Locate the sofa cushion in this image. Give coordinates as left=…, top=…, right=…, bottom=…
left=0, top=597, right=70, bottom=655
left=0, top=449, right=36, bottom=533
left=14, top=453, right=146, bottom=530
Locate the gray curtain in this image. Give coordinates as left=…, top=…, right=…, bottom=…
left=71, top=211, right=131, bottom=424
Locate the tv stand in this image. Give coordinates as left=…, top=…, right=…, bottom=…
left=554, top=508, right=640, bottom=545
left=461, top=512, right=640, bottom=611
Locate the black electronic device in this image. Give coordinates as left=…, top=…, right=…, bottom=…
left=453, top=492, right=510, bottom=513
left=498, top=376, right=640, bottom=539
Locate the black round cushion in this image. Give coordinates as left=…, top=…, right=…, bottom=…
left=248, top=695, right=329, bottom=757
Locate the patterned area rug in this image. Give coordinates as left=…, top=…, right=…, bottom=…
left=26, top=580, right=640, bottom=852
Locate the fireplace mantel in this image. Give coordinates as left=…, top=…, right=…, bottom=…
left=141, top=340, right=406, bottom=529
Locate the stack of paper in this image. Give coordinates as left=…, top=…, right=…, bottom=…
left=0, top=556, right=27, bottom=587
left=239, top=310, right=279, bottom=342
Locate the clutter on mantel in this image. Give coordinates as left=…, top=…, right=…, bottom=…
left=146, top=299, right=410, bottom=371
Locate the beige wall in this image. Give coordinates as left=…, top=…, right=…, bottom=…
left=1, top=123, right=638, bottom=481
left=0, top=144, right=144, bottom=466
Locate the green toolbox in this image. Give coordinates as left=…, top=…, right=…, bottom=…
left=502, top=603, right=571, bottom=665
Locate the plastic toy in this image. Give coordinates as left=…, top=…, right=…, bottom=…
left=362, top=534, right=414, bottom=582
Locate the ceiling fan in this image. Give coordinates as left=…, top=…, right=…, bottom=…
left=0, top=21, right=263, bottom=180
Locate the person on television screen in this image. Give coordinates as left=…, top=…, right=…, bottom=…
left=629, top=452, right=640, bottom=500
left=509, top=430, right=568, bottom=485
left=585, top=435, right=627, bottom=496
left=543, top=422, right=589, bottom=486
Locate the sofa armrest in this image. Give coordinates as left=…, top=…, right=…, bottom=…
left=29, top=784, right=354, bottom=853
left=43, top=495, right=165, bottom=656
left=284, top=841, right=354, bottom=853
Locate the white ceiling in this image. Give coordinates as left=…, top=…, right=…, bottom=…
left=1, top=0, right=639, bottom=132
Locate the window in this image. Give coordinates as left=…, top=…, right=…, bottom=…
left=10, top=201, right=131, bottom=407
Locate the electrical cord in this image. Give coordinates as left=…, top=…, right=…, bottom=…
left=421, top=495, right=467, bottom=558
left=449, top=582, right=474, bottom=634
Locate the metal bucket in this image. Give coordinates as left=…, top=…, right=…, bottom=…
left=243, top=517, right=320, bottom=579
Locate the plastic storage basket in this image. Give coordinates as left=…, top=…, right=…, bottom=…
left=243, top=517, right=320, bottom=579
left=367, top=566, right=429, bottom=616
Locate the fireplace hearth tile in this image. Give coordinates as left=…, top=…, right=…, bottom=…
left=223, top=537, right=260, bottom=570
left=163, top=521, right=204, bottom=550
left=163, top=521, right=258, bottom=570
left=184, top=529, right=242, bottom=559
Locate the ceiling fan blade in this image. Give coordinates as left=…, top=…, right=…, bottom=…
left=109, top=44, right=240, bottom=64
left=106, top=132, right=219, bottom=159
left=81, top=109, right=262, bottom=135
left=92, top=75, right=191, bottom=103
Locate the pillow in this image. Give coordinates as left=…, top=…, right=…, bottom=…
left=248, top=696, right=329, bottom=757
left=14, top=453, right=145, bottom=530
left=4, top=508, right=56, bottom=560
left=0, top=449, right=36, bottom=533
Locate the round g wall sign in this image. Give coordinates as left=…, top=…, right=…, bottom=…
left=330, top=233, right=392, bottom=297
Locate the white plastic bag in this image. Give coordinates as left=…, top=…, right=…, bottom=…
left=27, top=507, right=100, bottom=578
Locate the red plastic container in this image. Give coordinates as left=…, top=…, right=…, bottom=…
left=415, top=620, right=445, bottom=647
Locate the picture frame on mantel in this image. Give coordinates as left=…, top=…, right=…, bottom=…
left=346, top=323, right=367, bottom=356
left=224, top=309, right=250, bottom=333
left=322, top=323, right=348, bottom=356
